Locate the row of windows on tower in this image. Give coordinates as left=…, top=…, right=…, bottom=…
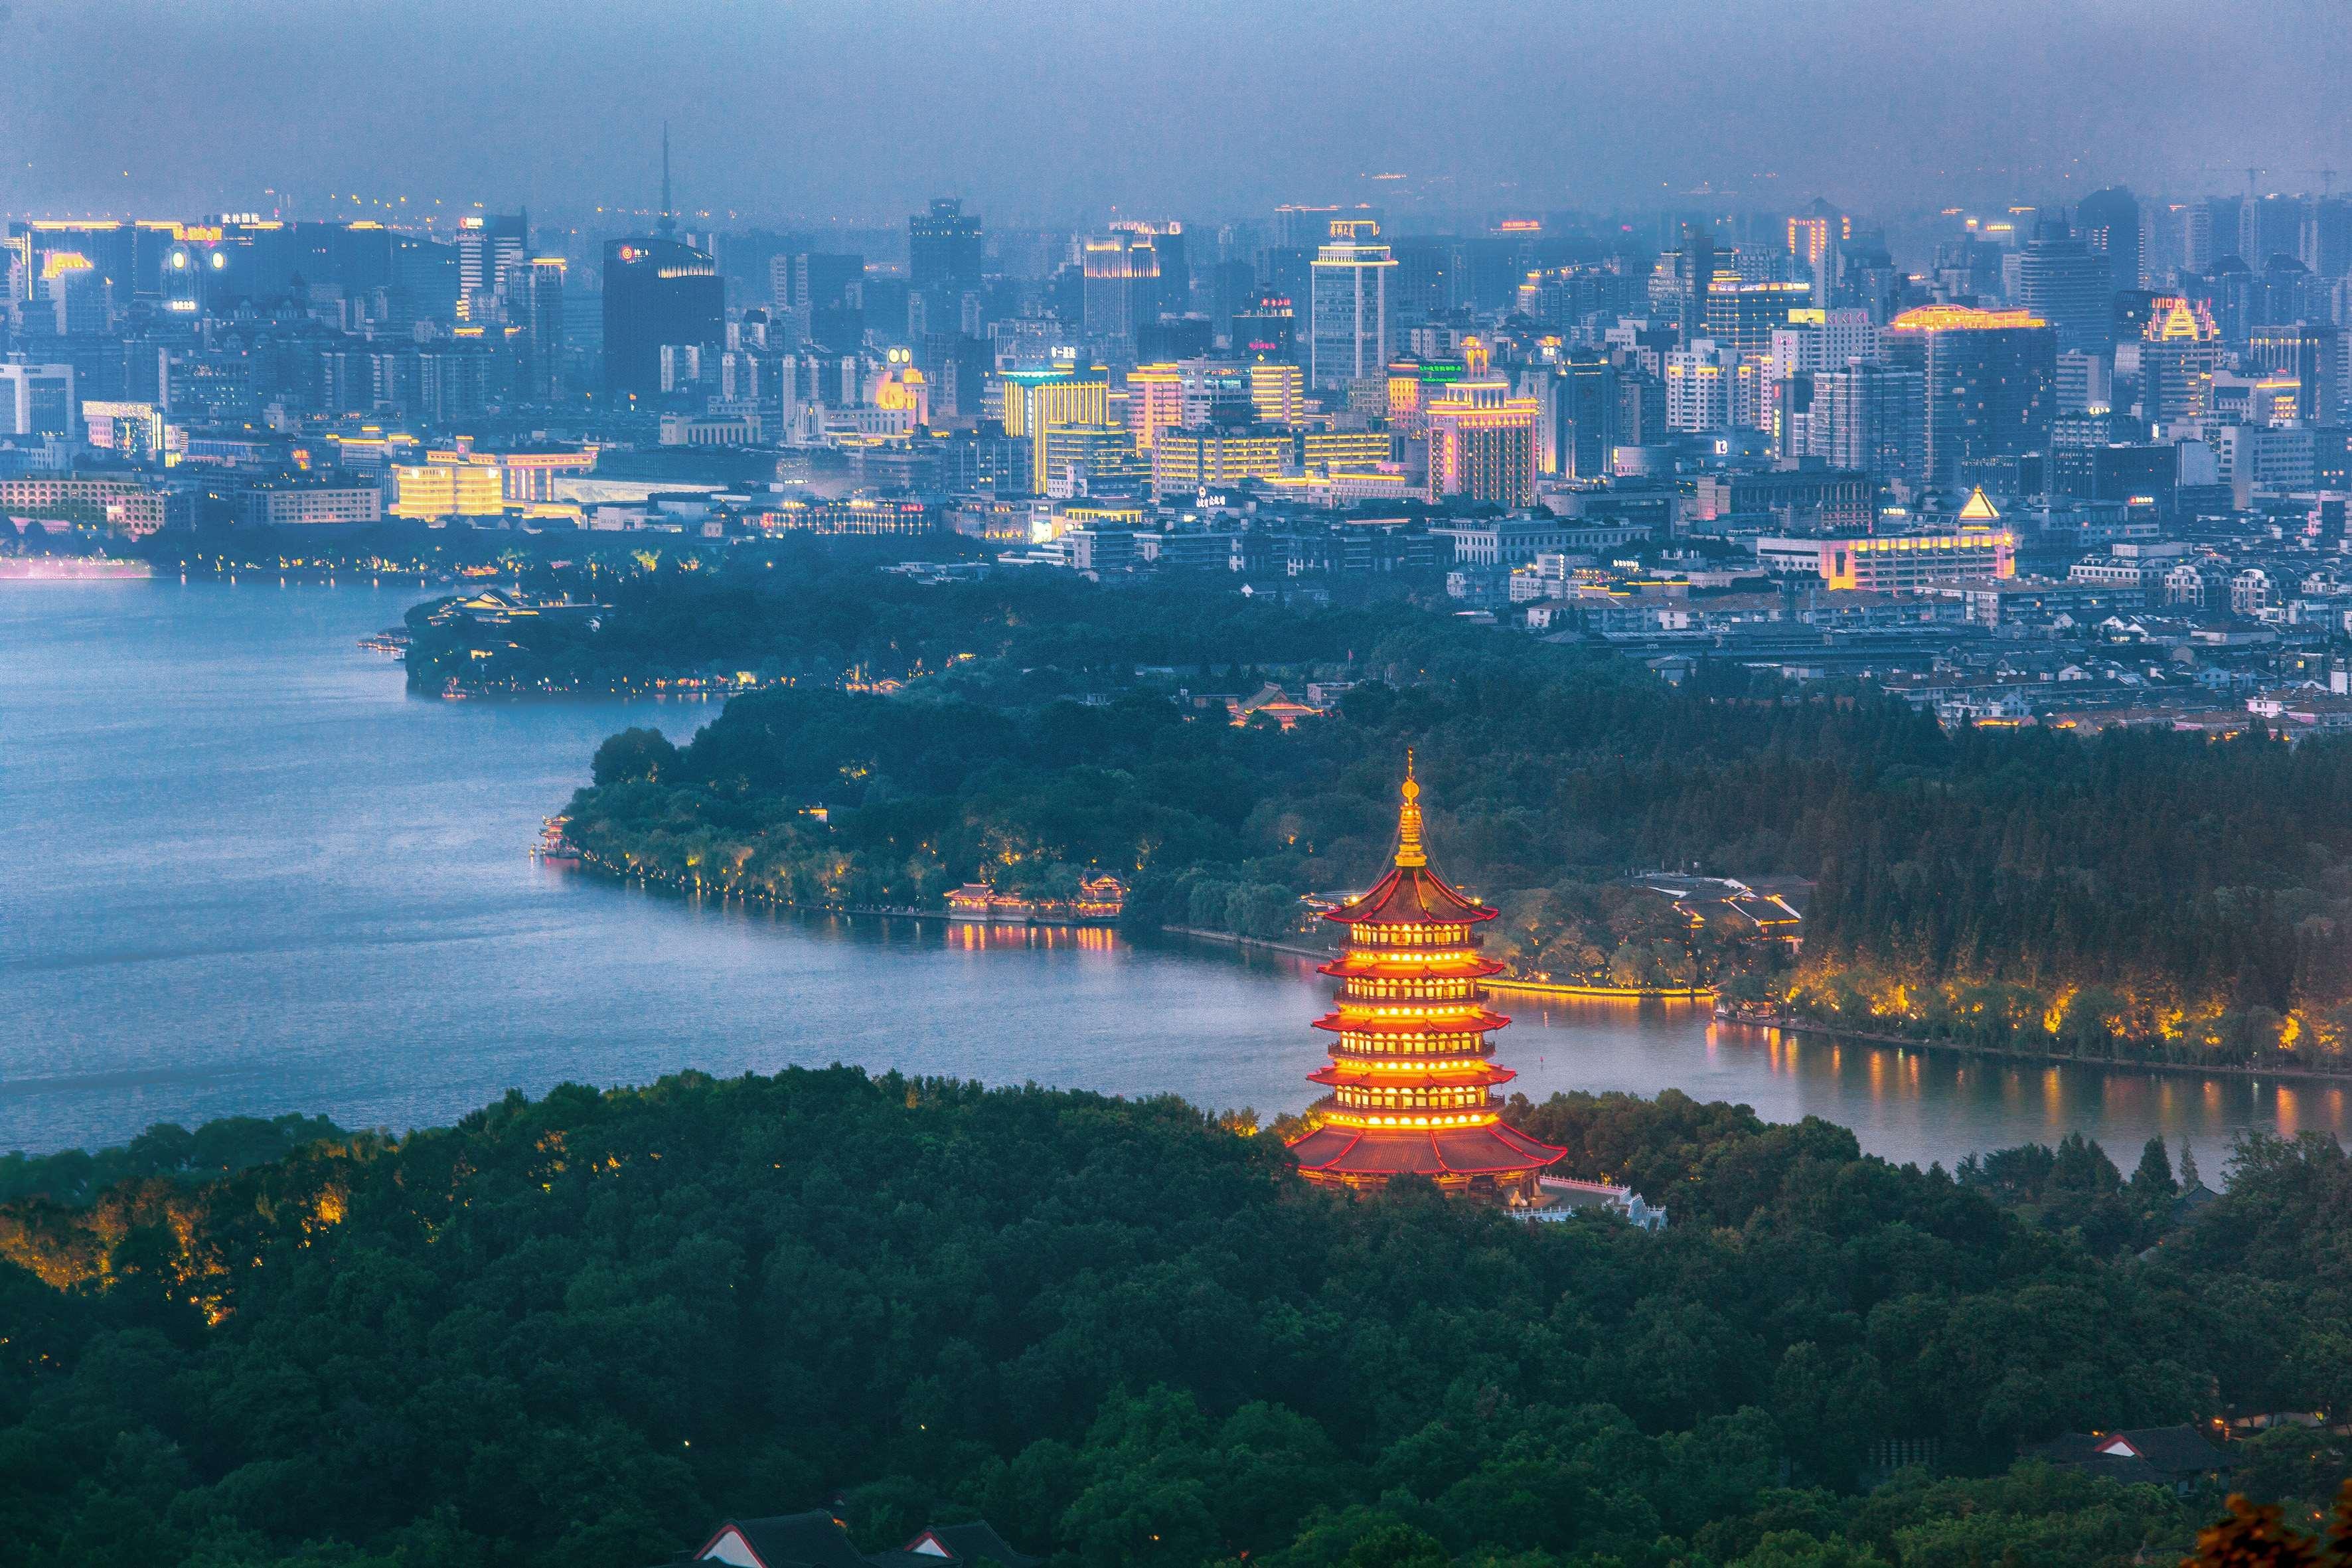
left=1345, top=978, right=1476, bottom=1000
left=1336, top=1085, right=1492, bottom=1111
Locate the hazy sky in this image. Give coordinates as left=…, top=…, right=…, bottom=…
left=7, top=0, right=2351, bottom=227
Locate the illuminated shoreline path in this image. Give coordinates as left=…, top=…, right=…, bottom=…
left=1286, top=757, right=1567, bottom=1204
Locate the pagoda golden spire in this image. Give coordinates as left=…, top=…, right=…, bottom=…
left=1395, top=751, right=1427, bottom=868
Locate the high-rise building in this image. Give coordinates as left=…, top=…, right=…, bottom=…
left=0, top=362, right=75, bottom=437
left=2076, top=188, right=2143, bottom=291
left=1549, top=355, right=1616, bottom=479
left=601, top=136, right=722, bottom=397
left=1704, top=279, right=1814, bottom=364
left=998, top=364, right=1109, bottom=493
left=1673, top=220, right=1716, bottom=346
left=2243, top=193, right=2306, bottom=269
left=909, top=198, right=983, bottom=305
left=2013, top=221, right=2114, bottom=354
left=1308, top=220, right=1393, bottom=390
left=1885, top=305, right=2057, bottom=491
left=455, top=212, right=528, bottom=321
left=1123, top=362, right=1185, bottom=451
left=2302, top=197, right=2352, bottom=281
left=1424, top=337, right=1539, bottom=507
left=2248, top=321, right=2341, bottom=425
left=1081, top=234, right=1159, bottom=348
left=1233, top=293, right=1296, bottom=361
left=516, top=257, right=566, bottom=402
left=2137, top=295, right=2223, bottom=426
left=1803, top=359, right=1925, bottom=491
left=603, top=236, right=722, bottom=396
left=1283, top=761, right=1567, bottom=1206
left=1664, top=341, right=1730, bottom=431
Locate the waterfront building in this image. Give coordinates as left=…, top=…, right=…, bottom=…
left=1286, top=761, right=1566, bottom=1204
left=0, top=475, right=166, bottom=536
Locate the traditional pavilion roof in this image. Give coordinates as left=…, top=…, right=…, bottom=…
left=1287, top=1119, right=1564, bottom=1178
left=1325, top=758, right=1495, bottom=927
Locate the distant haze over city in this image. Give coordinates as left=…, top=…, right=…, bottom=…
left=7, top=0, right=2352, bottom=223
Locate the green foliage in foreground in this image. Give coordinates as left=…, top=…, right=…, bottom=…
left=9, top=1073, right=2352, bottom=1567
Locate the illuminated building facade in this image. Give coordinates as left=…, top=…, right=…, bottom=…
left=1040, top=423, right=1144, bottom=498
left=1885, top=305, right=2056, bottom=491
left=1248, top=360, right=1305, bottom=426
left=1309, top=220, right=1395, bottom=390
left=0, top=477, right=168, bottom=536
left=390, top=458, right=506, bottom=519
left=1423, top=338, right=1539, bottom=506
left=1285, top=760, right=1566, bottom=1204
left=2139, top=296, right=2223, bottom=426
left=1082, top=234, right=1159, bottom=347
left=1756, top=509, right=2015, bottom=592
left=1149, top=426, right=1288, bottom=495
left=999, top=366, right=1111, bottom=493
left=1124, top=362, right=1185, bottom=450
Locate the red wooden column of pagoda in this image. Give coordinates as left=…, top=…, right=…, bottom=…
left=1285, top=755, right=1565, bottom=1204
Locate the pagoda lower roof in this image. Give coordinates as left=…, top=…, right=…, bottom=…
left=1286, top=1119, right=1566, bottom=1178
left=1313, top=1008, right=1510, bottom=1036
left=1325, top=864, right=1495, bottom=927
left=1320, top=953, right=1506, bottom=980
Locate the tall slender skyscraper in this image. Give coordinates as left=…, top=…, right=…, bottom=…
left=1308, top=219, right=1393, bottom=390
left=1885, top=305, right=2057, bottom=492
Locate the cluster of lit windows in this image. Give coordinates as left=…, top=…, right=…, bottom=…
left=1355, top=922, right=1472, bottom=948
left=1322, top=1109, right=1496, bottom=1130
left=1336, top=1084, right=1488, bottom=1111
left=1336, top=1032, right=1485, bottom=1057
left=1345, top=977, right=1474, bottom=1001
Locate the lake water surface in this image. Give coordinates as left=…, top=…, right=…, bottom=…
left=3, top=578, right=2341, bottom=1176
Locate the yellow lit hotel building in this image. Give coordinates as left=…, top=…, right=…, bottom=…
left=1757, top=490, right=2015, bottom=591
left=1124, top=363, right=1185, bottom=451
left=998, top=365, right=1110, bottom=494
left=1150, top=427, right=1289, bottom=495
left=390, top=455, right=506, bottom=520
left=1247, top=360, right=1305, bottom=426
left=1423, top=338, right=1539, bottom=507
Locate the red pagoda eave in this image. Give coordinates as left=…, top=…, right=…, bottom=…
left=1307, top=1062, right=1517, bottom=1088
left=1312, top=1010, right=1510, bottom=1035
left=1318, top=953, right=1507, bottom=980
left=1323, top=864, right=1496, bottom=927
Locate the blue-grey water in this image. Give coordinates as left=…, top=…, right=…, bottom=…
left=3, top=578, right=2342, bottom=1178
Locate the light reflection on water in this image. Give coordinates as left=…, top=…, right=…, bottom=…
left=1, top=580, right=2343, bottom=1179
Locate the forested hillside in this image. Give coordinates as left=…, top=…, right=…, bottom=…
left=6, top=1073, right=2349, bottom=1568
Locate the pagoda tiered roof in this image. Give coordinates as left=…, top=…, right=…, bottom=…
left=1282, top=754, right=1565, bottom=1204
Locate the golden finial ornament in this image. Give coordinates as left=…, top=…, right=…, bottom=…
left=1395, top=749, right=1427, bottom=868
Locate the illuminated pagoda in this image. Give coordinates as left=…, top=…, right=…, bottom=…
left=1285, top=756, right=1565, bottom=1204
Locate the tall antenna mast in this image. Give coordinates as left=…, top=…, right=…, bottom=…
left=659, top=121, right=676, bottom=236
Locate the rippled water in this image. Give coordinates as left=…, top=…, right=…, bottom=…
left=1, top=578, right=2339, bottom=1177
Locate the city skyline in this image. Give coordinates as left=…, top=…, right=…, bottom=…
left=9, top=0, right=2352, bottom=222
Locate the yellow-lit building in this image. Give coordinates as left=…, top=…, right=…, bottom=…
left=1298, top=429, right=1393, bottom=472
left=1150, top=428, right=1290, bottom=495
left=1125, top=362, right=1185, bottom=450
left=1757, top=495, right=2015, bottom=592
left=1423, top=338, right=1539, bottom=507
left=1247, top=361, right=1305, bottom=426
left=1040, top=423, right=1145, bottom=497
left=998, top=366, right=1110, bottom=493
left=390, top=457, right=506, bottom=520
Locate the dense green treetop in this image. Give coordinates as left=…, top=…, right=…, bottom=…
left=2, top=1074, right=2345, bottom=1568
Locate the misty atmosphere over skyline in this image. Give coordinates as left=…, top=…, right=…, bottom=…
left=9, top=0, right=2352, bottom=228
